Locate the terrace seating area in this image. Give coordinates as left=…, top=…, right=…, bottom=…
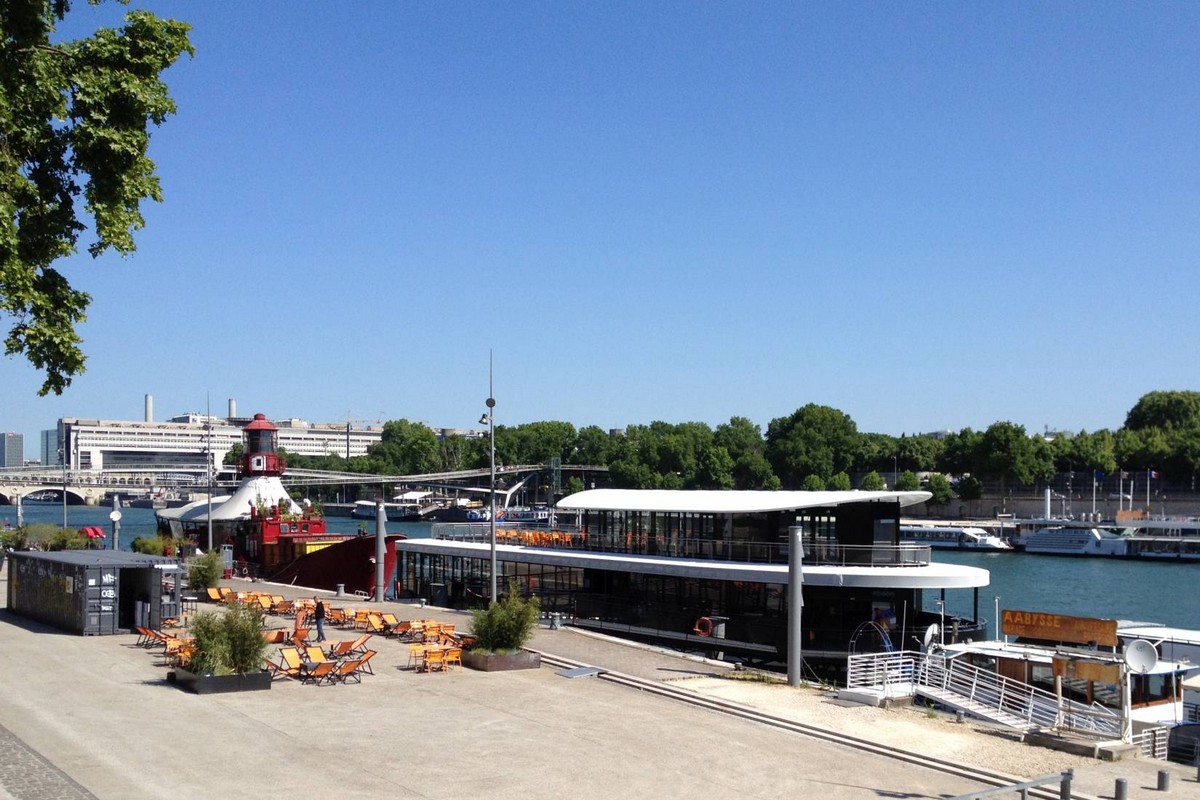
left=169, top=584, right=493, bottom=686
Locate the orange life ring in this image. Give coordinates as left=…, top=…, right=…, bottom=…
left=693, top=616, right=713, bottom=637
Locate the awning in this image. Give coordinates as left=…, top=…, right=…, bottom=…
left=80, top=526, right=106, bottom=540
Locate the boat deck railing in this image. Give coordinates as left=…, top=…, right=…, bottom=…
left=430, top=523, right=933, bottom=566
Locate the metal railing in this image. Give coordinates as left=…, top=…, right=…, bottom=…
left=846, top=650, right=1123, bottom=739
left=431, top=524, right=933, bottom=566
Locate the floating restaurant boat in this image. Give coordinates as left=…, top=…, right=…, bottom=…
left=395, top=488, right=990, bottom=679
left=156, top=414, right=402, bottom=588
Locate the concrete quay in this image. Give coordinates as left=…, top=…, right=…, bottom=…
left=0, top=573, right=1196, bottom=799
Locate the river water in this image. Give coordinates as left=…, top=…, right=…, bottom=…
left=5, top=505, right=1195, bottom=630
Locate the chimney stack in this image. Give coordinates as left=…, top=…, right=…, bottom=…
left=145, top=394, right=153, bottom=422
left=228, top=398, right=237, bottom=420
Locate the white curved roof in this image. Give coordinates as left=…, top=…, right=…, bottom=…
left=556, top=488, right=932, bottom=514
left=156, top=476, right=300, bottom=523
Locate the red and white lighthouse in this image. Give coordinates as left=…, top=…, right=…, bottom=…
left=239, top=413, right=285, bottom=478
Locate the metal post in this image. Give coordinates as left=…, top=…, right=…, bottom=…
left=60, top=447, right=67, bottom=529
left=374, top=500, right=386, bottom=602
left=205, top=398, right=213, bottom=552
left=1059, top=769, right=1072, bottom=800
left=787, top=526, right=805, bottom=687
left=1156, top=770, right=1170, bottom=792
left=483, top=350, right=497, bottom=605
left=110, top=494, right=121, bottom=550
left=1114, top=777, right=1127, bottom=800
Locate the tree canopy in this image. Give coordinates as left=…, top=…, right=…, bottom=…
left=1, top=1, right=192, bottom=394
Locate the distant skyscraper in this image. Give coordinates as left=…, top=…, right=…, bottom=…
left=3, top=432, right=24, bottom=467
left=41, top=429, right=60, bottom=465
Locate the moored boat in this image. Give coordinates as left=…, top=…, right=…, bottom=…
left=900, top=525, right=1012, bottom=551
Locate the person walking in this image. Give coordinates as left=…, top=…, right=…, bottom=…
left=313, top=595, right=326, bottom=643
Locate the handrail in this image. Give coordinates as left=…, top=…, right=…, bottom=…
left=846, top=650, right=1122, bottom=738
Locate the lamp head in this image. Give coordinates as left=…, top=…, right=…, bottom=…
left=478, top=413, right=490, bottom=426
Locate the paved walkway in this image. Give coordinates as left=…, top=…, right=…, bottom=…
left=0, top=572, right=1195, bottom=799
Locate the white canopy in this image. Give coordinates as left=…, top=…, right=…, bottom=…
left=156, top=476, right=300, bottom=524
left=556, top=488, right=932, bottom=515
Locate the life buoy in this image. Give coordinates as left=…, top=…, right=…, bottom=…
left=693, top=616, right=713, bottom=637
left=241, top=566, right=248, bottom=577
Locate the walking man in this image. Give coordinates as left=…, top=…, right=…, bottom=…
left=313, top=595, right=327, bottom=643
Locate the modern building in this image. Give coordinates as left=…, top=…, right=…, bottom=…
left=57, top=398, right=388, bottom=474
left=40, top=429, right=59, bottom=466
left=3, top=432, right=23, bottom=467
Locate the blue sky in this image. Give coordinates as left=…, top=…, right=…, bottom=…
left=4, top=3, right=1198, bottom=456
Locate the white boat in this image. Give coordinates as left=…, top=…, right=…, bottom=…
left=1022, top=526, right=1130, bottom=556
left=900, top=525, right=1012, bottom=551
left=497, top=506, right=554, bottom=525
left=350, top=500, right=421, bottom=521
left=399, top=488, right=991, bottom=675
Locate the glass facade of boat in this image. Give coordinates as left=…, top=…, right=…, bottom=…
left=394, top=499, right=988, bottom=677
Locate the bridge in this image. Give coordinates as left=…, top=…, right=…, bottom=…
left=0, top=463, right=608, bottom=507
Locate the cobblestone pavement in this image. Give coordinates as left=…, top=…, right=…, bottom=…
left=0, top=723, right=96, bottom=800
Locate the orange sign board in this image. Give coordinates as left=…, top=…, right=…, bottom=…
left=1052, top=656, right=1121, bottom=684
left=1001, top=609, right=1118, bottom=647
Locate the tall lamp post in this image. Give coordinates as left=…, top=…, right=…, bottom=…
left=479, top=360, right=497, bottom=604
left=59, top=447, right=67, bottom=529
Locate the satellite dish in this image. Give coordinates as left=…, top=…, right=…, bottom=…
left=1124, top=639, right=1158, bottom=674
left=922, top=624, right=939, bottom=651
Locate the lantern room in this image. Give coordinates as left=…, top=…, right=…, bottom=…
left=239, top=413, right=284, bottom=477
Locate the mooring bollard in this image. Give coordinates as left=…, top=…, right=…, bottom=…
left=1157, top=769, right=1170, bottom=791
left=1060, top=768, right=1073, bottom=800
left=1114, top=777, right=1127, bottom=800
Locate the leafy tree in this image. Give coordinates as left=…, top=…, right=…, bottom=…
left=800, top=474, right=825, bottom=491
left=925, top=473, right=954, bottom=507
left=859, top=471, right=886, bottom=491
left=827, top=471, right=851, bottom=491
left=765, top=404, right=859, bottom=488
left=855, top=432, right=896, bottom=474
left=897, top=434, right=943, bottom=473
left=369, top=419, right=439, bottom=474
left=222, top=443, right=244, bottom=466
left=1125, top=390, right=1200, bottom=431
left=895, top=470, right=920, bottom=491
left=564, top=476, right=584, bottom=496
left=571, top=425, right=612, bottom=466
left=956, top=475, right=984, bottom=503
left=732, top=451, right=780, bottom=490
left=979, top=422, right=1052, bottom=490
left=508, top=421, right=577, bottom=464
left=935, top=428, right=982, bottom=476
left=1, top=2, right=193, bottom=394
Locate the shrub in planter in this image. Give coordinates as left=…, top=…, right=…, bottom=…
left=183, top=604, right=269, bottom=676
left=469, top=581, right=540, bottom=654
left=187, top=549, right=224, bottom=591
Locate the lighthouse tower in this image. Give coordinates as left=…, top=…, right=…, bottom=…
left=240, top=413, right=285, bottom=478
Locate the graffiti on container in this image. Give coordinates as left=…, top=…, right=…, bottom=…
left=101, top=572, right=115, bottom=584
left=100, top=588, right=115, bottom=599
left=13, top=560, right=77, bottom=623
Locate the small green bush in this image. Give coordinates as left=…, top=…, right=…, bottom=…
left=0, top=527, right=27, bottom=550
left=46, top=527, right=89, bottom=551
left=130, top=535, right=167, bottom=556
left=187, top=549, right=224, bottom=591
left=184, top=604, right=268, bottom=676
left=470, top=580, right=540, bottom=654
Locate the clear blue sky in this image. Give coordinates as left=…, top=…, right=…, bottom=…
left=5, top=2, right=1199, bottom=457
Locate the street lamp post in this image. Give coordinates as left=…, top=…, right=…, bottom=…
left=480, top=353, right=497, bottom=604
left=59, top=447, right=67, bottom=529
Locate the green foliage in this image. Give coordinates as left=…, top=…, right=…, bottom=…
left=187, top=549, right=223, bottom=591
left=956, top=475, right=984, bottom=501
left=469, top=581, right=540, bottom=654
left=183, top=604, right=268, bottom=676
left=565, top=476, right=585, bottom=496
left=1125, top=391, right=1200, bottom=431
left=979, top=422, right=1054, bottom=489
left=765, top=404, right=859, bottom=488
left=186, top=611, right=228, bottom=675
left=0, top=527, right=28, bottom=550
left=0, top=1, right=193, bottom=394
left=827, top=471, right=852, bottom=491
left=895, top=470, right=920, bottom=491
left=223, top=603, right=269, bottom=674
left=925, top=473, right=954, bottom=507
left=369, top=419, right=441, bottom=473
left=800, top=474, right=825, bottom=491
left=130, top=535, right=167, bottom=555
left=859, top=471, right=886, bottom=491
